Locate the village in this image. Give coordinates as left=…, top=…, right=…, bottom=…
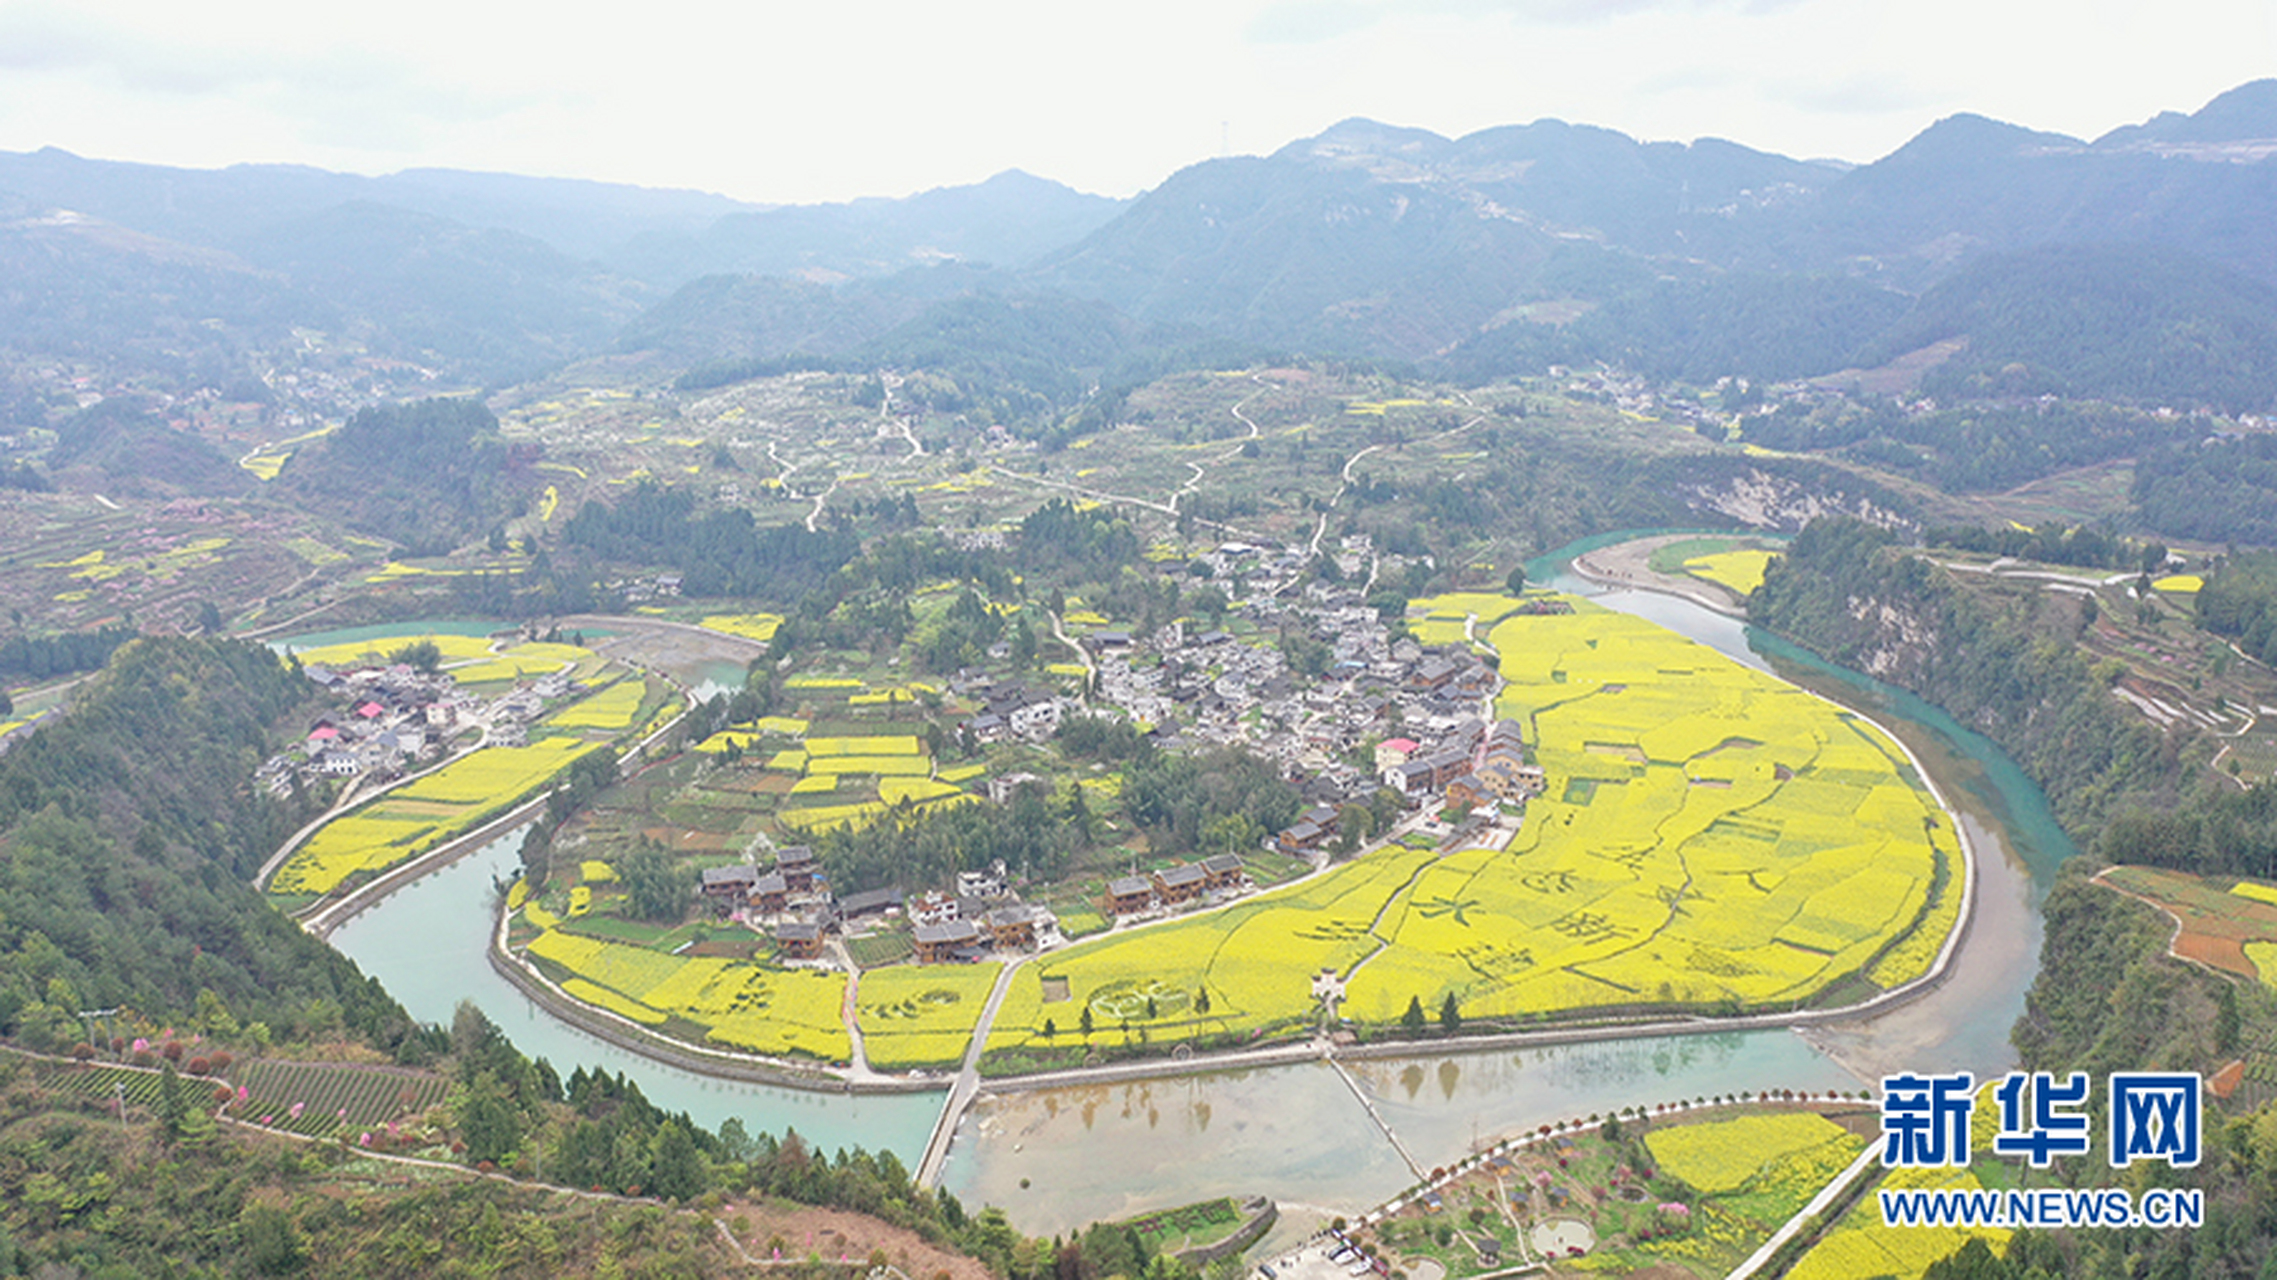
left=680, top=567, right=1559, bottom=982
left=254, top=638, right=601, bottom=799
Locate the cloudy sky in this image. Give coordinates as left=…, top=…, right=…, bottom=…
left=0, top=0, right=2269, bottom=205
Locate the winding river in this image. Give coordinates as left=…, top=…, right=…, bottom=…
left=316, top=535, right=2080, bottom=1240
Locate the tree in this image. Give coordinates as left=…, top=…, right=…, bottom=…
left=1079, top=1006, right=1094, bottom=1038
left=620, top=840, right=693, bottom=922
left=242, top=1204, right=307, bottom=1275
left=156, top=1060, right=187, bottom=1141
left=1194, top=988, right=1210, bottom=1014
left=1402, top=996, right=1426, bottom=1031
left=1065, top=784, right=1095, bottom=842
left=1505, top=565, right=1527, bottom=594
left=1439, top=993, right=1462, bottom=1033
left=648, top=1120, right=705, bottom=1202
left=458, top=1072, right=521, bottom=1165
left=389, top=639, right=443, bottom=674
left=518, top=824, right=553, bottom=891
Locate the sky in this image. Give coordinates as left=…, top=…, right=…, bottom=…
left=0, top=0, right=2270, bottom=206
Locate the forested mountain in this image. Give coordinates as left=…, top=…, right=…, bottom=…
left=0, top=205, right=325, bottom=382
left=276, top=396, right=533, bottom=554
left=11, top=82, right=2277, bottom=405
left=1851, top=243, right=2277, bottom=410
left=612, top=169, right=1126, bottom=285
left=1011, top=81, right=2277, bottom=394
left=1027, top=153, right=1567, bottom=357
left=239, top=201, right=655, bottom=385
left=45, top=397, right=248, bottom=499
left=0, top=637, right=416, bottom=1054
left=0, top=146, right=757, bottom=271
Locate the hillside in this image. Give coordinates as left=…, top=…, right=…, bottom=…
left=0, top=636, right=414, bottom=1052
left=1864, top=243, right=2277, bottom=410
left=614, top=169, right=1126, bottom=285
left=276, top=396, right=531, bottom=555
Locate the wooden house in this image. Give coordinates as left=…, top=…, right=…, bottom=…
left=774, top=921, right=826, bottom=961
left=1107, top=875, right=1154, bottom=915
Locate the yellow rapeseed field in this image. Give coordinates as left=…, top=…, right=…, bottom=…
left=290, top=633, right=495, bottom=669
left=395, top=739, right=600, bottom=805
left=1683, top=549, right=1779, bottom=596
left=524, top=928, right=852, bottom=1061
left=813, top=755, right=933, bottom=777
left=986, top=593, right=1952, bottom=1049
left=1646, top=1112, right=1856, bottom=1194
left=1786, top=1165, right=2008, bottom=1280
left=805, top=735, right=923, bottom=756
left=856, top=963, right=1000, bottom=1067
left=699, top=613, right=785, bottom=643
left=271, top=738, right=608, bottom=895
left=2232, top=880, right=2277, bottom=907
left=545, top=679, right=645, bottom=731
left=448, top=641, right=595, bottom=685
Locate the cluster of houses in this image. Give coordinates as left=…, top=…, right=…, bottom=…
left=951, top=673, right=1066, bottom=744
left=258, top=655, right=590, bottom=795
left=699, top=850, right=1063, bottom=966
left=698, top=843, right=1259, bottom=964
left=259, top=662, right=464, bottom=792
left=1104, top=853, right=1248, bottom=917
left=1378, top=717, right=1546, bottom=809
left=1082, top=573, right=1544, bottom=818
left=1264, top=717, right=1544, bottom=857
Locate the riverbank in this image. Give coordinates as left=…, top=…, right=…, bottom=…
left=327, top=571, right=1988, bottom=1112
left=288, top=654, right=696, bottom=937
left=1566, top=534, right=1751, bottom=617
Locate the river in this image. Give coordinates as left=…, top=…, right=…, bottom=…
left=312, top=542, right=2082, bottom=1240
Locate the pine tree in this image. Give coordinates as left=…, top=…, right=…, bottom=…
left=1402, top=996, right=1426, bottom=1031
left=1439, top=993, right=1462, bottom=1032
left=156, top=1060, right=187, bottom=1141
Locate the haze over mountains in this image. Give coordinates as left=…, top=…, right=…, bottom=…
left=6, top=79, right=2277, bottom=405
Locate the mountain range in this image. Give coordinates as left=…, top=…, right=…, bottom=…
left=5, top=79, right=2277, bottom=406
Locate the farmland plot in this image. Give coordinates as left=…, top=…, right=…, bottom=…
left=986, top=596, right=1953, bottom=1056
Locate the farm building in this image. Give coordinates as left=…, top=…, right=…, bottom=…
left=1154, top=863, right=1207, bottom=905
left=777, top=845, right=818, bottom=892
left=701, top=865, right=759, bottom=899
left=774, top=921, right=826, bottom=960
left=753, top=871, right=790, bottom=913
left=1107, top=876, right=1153, bottom=915
left=985, top=905, right=1039, bottom=950
left=914, top=919, right=983, bottom=963
left=1200, top=853, right=1245, bottom=889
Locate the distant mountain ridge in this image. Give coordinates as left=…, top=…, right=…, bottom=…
left=611, top=170, right=1128, bottom=285
left=7, top=81, right=2277, bottom=409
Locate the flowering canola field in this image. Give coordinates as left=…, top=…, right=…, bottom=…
left=1682, top=549, right=1779, bottom=596
left=269, top=738, right=605, bottom=895
left=984, top=595, right=1955, bottom=1054
left=524, top=927, right=851, bottom=1062
left=1646, top=1111, right=1858, bottom=1195
left=858, top=963, right=1002, bottom=1069
left=545, top=678, right=646, bottom=731
left=1786, top=1164, right=2008, bottom=1280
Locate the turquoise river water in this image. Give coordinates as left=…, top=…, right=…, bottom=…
left=313, top=539, right=2082, bottom=1239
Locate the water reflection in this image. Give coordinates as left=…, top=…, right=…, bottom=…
left=945, top=1065, right=1409, bottom=1238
